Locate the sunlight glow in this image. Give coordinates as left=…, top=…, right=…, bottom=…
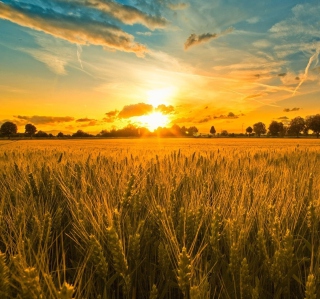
left=138, top=112, right=169, bottom=131
left=147, top=87, right=175, bottom=107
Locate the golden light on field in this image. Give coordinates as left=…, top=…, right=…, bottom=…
left=138, top=112, right=169, bottom=131
left=147, top=87, right=175, bottom=107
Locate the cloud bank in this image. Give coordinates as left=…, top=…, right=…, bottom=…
left=14, top=115, right=74, bottom=125
left=0, top=2, right=147, bottom=56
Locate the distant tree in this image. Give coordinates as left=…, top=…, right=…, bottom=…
left=35, top=130, right=48, bottom=138
left=268, top=121, right=284, bottom=136
left=72, top=130, right=92, bottom=137
left=221, top=130, right=228, bottom=136
left=287, top=116, right=305, bottom=137
left=306, top=114, right=320, bottom=138
left=0, top=122, right=17, bottom=138
left=25, top=124, right=37, bottom=138
left=253, top=122, right=266, bottom=137
left=210, top=126, right=216, bottom=135
left=188, top=126, right=199, bottom=136
left=57, top=132, right=64, bottom=138
left=246, top=126, right=253, bottom=136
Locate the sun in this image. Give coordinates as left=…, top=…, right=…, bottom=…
left=138, top=112, right=169, bottom=131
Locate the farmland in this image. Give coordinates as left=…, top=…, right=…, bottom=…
left=0, top=139, right=320, bottom=298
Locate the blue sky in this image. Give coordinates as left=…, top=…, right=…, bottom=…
left=0, top=0, right=319, bottom=133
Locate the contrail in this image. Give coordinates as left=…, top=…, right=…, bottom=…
left=293, top=48, right=319, bottom=95
left=76, top=44, right=83, bottom=69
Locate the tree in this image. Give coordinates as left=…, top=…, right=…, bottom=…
left=306, top=114, right=320, bottom=138
left=188, top=126, right=198, bottom=136
left=268, top=121, right=284, bottom=136
left=210, top=126, right=216, bottom=135
left=221, top=130, right=228, bottom=136
left=0, top=122, right=17, bottom=138
left=246, top=126, right=253, bottom=136
left=25, top=124, right=37, bottom=138
left=35, top=131, right=48, bottom=137
left=57, top=132, right=64, bottom=138
left=287, top=116, right=305, bottom=137
left=253, top=122, right=266, bottom=137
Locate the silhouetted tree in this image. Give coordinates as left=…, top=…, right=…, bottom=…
left=246, top=126, right=253, bottom=136
left=0, top=122, right=17, bottom=138
left=253, top=122, right=266, bottom=137
left=306, top=114, right=320, bottom=138
left=221, top=130, right=228, bottom=136
left=188, top=126, right=198, bottom=136
left=268, top=121, right=284, bottom=136
left=57, top=132, right=64, bottom=138
left=287, top=116, right=305, bottom=137
left=72, top=130, right=92, bottom=137
left=25, top=124, right=37, bottom=138
left=35, top=131, right=48, bottom=138
left=210, top=126, right=216, bottom=135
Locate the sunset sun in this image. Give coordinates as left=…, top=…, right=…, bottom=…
left=138, top=112, right=169, bottom=131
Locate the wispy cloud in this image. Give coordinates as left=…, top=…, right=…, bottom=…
left=246, top=17, right=259, bottom=24
left=21, top=48, right=69, bottom=75
left=184, top=27, right=233, bottom=50
left=0, top=2, right=147, bottom=56
left=67, top=0, right=168, bottom=30
left=14, top=115, right=74, bottom=125
left=283, top=107, right=300, bottom=112
left=76, top=118, right=97, bottom=123
left=167, top=3, right=189, bottom=10
left=76, top=44, right=83, bottom=70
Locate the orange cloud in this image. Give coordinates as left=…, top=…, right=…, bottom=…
left=156, top=104, right=175, bottom=114
left=118, top=103, right=153, bottom=118
left=14, top=115, right=74, bottom=125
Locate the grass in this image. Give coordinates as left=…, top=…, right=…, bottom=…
left=0, top=139, right=320, bottom=298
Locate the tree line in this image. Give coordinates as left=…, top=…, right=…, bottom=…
left=1, top=114, right=319, bottom=139
left=209, top=114, right=320, bottom=138
left=0, top=122, right=200, bottom=139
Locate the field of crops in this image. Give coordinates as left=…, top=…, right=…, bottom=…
left=0, top=139, right=320, bottom=299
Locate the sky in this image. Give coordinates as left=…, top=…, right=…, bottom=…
left=0, top=0, right=319, bottom=134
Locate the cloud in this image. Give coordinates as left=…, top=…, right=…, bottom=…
left=137, top=31, right=152, bottom=36
left=283, top=107, right=301, bottom=112
left=78, top=120, right=98, bottom=127
left=244, top=93, right=264, bottom=100
left=105, top=110, right=119, bottom=117
left=184, top=27, right=233, bottom=50
left=167, top=3, right=189, bottom=10
left=14, top=115, right=74, bottom=125
left=76, top=118, right=97, bottom=123
left=0, top=2, right=147, bottom=56
left=118, top=103, right=153, bottom=118
left=21, top=48, right=69, bottom=75
left=278, top=73, right=287, bottom=77
left=156, top=104, right=175, bottom=114
left=246, top=17, right=259, bottom=24
left=277, top=116, right=289, bottom=120
left=68, top=0, right=168, bottom=30
left=213, top=112, right=239, bottom=120
left=196, top=116, right=212, bottom=123
left=252, top=39, right=271, bottom=49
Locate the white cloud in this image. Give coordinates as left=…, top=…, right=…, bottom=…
left=246, top=17, right=259, bottom=24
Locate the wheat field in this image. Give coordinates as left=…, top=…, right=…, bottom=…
left=0, top=139, right=320, bottom=299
